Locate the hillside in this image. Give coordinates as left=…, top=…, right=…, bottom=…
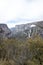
left=0, top=21, right=43, bottom=65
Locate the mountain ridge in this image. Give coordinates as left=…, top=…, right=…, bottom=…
left=10, top=21, right=43, bottom=38
left=0, top=21, right=43, bottom=39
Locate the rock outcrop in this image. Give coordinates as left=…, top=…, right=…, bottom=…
left=0, top=24, right=12, bottom=38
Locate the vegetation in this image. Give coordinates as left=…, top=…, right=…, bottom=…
left=0, top=35, right=43, bottom=65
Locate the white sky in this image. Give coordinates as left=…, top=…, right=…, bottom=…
left=0, top=0, right=43, bottom=28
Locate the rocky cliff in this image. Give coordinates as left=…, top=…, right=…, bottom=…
left=11, top=21, right=43, bottom=38
left=0, top=24, right=12, bottom=38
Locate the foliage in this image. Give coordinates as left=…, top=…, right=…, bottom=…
left=0, top=36, right=43, bottom=65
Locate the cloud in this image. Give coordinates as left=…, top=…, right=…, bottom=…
left=0, top=0, right=23, bottom=23
left=0, top=0, right=43, bottom=28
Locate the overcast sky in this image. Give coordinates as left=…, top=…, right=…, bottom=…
left=0, top=0, right=43, bottom=28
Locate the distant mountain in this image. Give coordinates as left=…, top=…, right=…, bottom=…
left=0, top=21, right=43, bottom=39
left=10, top=21, right=43, bottom=39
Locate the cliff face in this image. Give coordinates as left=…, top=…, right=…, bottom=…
left=11, top=21, right=43, bottom=38
left=31, top=21, right=43, bottom=37
left=0, top=24, right=12, bottom=38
